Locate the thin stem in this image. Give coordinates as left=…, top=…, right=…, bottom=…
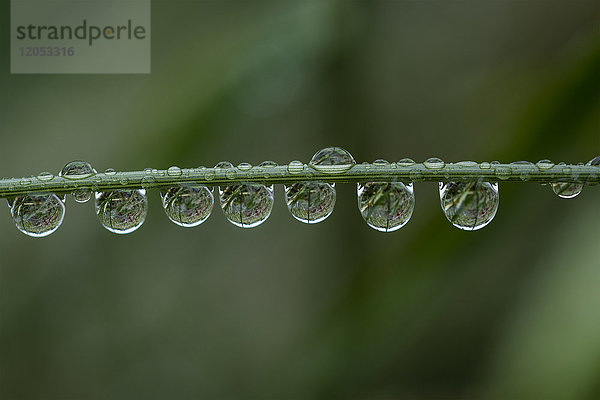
left=0, top=162, right=598, bottom=198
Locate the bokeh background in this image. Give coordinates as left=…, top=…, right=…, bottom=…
left=1, top=1, right=599, bottom=399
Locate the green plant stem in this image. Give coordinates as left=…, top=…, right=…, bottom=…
left=0, top=162, right=598, bottom=198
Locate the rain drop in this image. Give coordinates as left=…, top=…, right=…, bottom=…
left=423, top=157, right=445, bottom=169
left=551, top=182, right=583, bottom=199
left=95, top=189, right=147, bottom=234
left=397, top=158, right=416, bottom=167
left=439, top=181, right=499, bottom=231
left=219, top=183, right=274, bottom=228
left=287, top=161, right=304, bottom=174
left=309, top=147, right=356, bottom=174
left=60, top=161, right=97, bottom=180
left=167, top=166, right=182, bottom=177
left=11, top=194, right=65, bottom=237
left=358, top=182, right=414, bottom=232
left=285, top=182, right=335, bottom=224
left=161, top=185, right=214, bottom=227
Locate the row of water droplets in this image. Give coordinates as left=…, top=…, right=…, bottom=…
left=6, top=151, right=599, bottom=237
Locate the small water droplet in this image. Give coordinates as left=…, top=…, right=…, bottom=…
left=456, top=161, right=477, bottom=168
left=37, top=172, right=54, bottom=181
left=551, top=182, right=583, bottom=199
left=357, top=182, right=414, bottom=232
left=144, top=168, right=153, bottom=174
left=309, top=147, right=356, bottom=174
left=259, top=161, right=278, bottom=168
left=60, top=161, right=97, bottom=180
left=287, top=161, right=305, bottom=174
left=167, top=166, right=182, bottom=177
left=439, top=181, right=499, bottom=231
left=72, top=190, right=92, bottom=203
left=215, top=161, right=234, bottom=169
left=205, top=170, right=216, bottom=180
left=105, top=168, right=116, bottom=176
left=587, top=156, right=600, bottom=166
left=373, top=159, right=389, bottom=166
left=285, top=182, right=335, bottom=224
left=95, top=189, right=147, bottom=234
left=237, top=163, right=252, bottom=171
left=161, top=185, right=214, bottom=227
left=495, top=166, right=511, bottom=180
left=11, top=194, right=65, bottom=237
left=219, top=183, right=273, bottom=228
left=141, top=176, right=157, bottom=188
left=536, top=160, right=555, bottom=171
left=479, top=162, right=491, bottom=169
left=397, top=158, right=415, bottom=167
left=119, top=177, right=129, bottom=185
left=423, top=157, right=445, bottom=169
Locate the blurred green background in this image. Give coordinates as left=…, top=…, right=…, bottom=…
left=1, top=1, right=599, bottom=399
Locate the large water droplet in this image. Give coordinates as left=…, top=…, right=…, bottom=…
left=287, top=160, right=304, bottom=174
left=95, top=189, right=147, bottom=234
left=397, top=158, right=415, bottom=167
left=536, top=160, right=555, bottom=171
left=60, top=161, right=97, bottom=180
left=424, top=157, right=445, bottom=169
left=358, top=182, right=414, bottom=232
left=219, top=183, right=273, bottom=228
left=551, top=182, right=583, bottom=199
left=309, top=147, right=356, bottom=174
left=37, top=172, right=54, bottom=181
left=167, top=166, right=182, bottom=177
left=11, top=194, right=65, bottom=237
left=588, top=156, right=600, bottom=166
left=284, top=182, right=335, bottom=224
left=161, top=185, right=213, bottom=227
left=439, top=181, right=499, bottom=231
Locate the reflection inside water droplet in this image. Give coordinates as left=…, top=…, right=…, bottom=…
left=161, top=185, right=213, bottom=227
left=285, top=182, right=335, bottom=224
left=11, top=193, right=65, bottom=237
left=309, top=147, right=356, bottom=174
left=357, top=182, right=414, bottom=232
left=219, top=183, right=273, bottom=228
left=551, top=182, right=583, bottom=199
left=439, top=181, right=499, bottom=231
left=95, top=189, right=147, bottom=234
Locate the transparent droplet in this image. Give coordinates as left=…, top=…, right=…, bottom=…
left=551, top=182, right=583, bottom=199
left=287, top=161, right=304, bottom=174
left=373, top=159, right=389, bottom=166
left=397, top=158, right=415, bottom=167
left=587, top=156, right=600, bottom=166
left=456, top=161, right=477, bottom=168
left=439, top=181, right=499, bottom=231
left=161, top=185, right=213, bottom=227
left=141, top=175, right=157, bottom=188
left=59, top=161, right=97, bottom=180
left=37, top=172, right=54, bottom=181
left=167, top=166, right=182, bottom=177
left=423, top=157, right=445, bottom=169
left=237, top=163, right=252, bottom=171
left=72, top=190, right=92, bottom=203
left=95, top=189, right=147, bottom=234
left=105, top=168, right=116, bottom=176
left=309, top=147, right=356, bottom=174
left=479, top=162, right=491, bottom=169
left=260, top=161, right=278, bottom=168
left=495, top=166, right=511, bottom=180
left=219, top=183, right=273, bottom=228
left=11, top=194, right=65, bottom=237
left=357, top=182, right=414, bottom=232
left=536, top=160, right=555, bottom=171
left=284, top=182, right=335, bottom=224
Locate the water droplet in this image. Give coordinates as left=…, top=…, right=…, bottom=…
left=167, top=166, right=182, bottom=177
left=141, top=175, right=157, bottom=188
left=397, top=158, right=415, bottom=167
left=205, top=170, right=216, bottom=180
left=587, top=156, right=600, bottom=166
left=551, top=182, right=583, bottom=199
left=215, top=161, right=234, bottom=169
left=495, top=166, right=511, bottom=180
left=456, top=161, right=477, bottom=168
left=373, top=159, right=389, bottom=166
left=358, top=182, right=414, bottom=232
left=95, top=189, right=147, bottom=234
left=511, top=161, right=534, bottom=166
left=536, top=160, right=555, bottom=171
left=72, top=190, right=92, bottom=203
left=144, top=168, right=153, bottom=173
left=37, top=172, right=54, bottom=181
left=423, top=157, right=445, bottom=169
left=105, top=168, right=116, bottom=176
left=287, top=161, right=305, bottom=174
left=161, top=185, right=214, bottom=227
left=479, top=162, right=491, bottom=169
left=309, top=147, right=356, bottom=174
left=439, top=181, right=499, bottom=231
left=11, top=194, right=65, bottom=237
left=259, top=161, right=278, bottom=168
left=285, top=182, right=335, bottom=224
left=60, top=161, right=97, bottom=180
left=237, top=163, right=252, bottom=171
left=219, top=183, right=273, bottom=228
